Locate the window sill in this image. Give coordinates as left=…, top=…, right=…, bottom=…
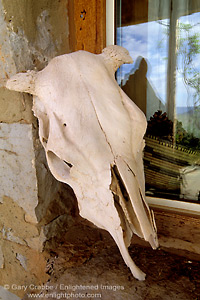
left=147, top=196, right=200, bottom=218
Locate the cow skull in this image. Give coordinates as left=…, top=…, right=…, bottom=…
left=6, top=45, right=158, bottom=280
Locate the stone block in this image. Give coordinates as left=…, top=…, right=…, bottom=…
left=0, top=123, right=38, bottom=223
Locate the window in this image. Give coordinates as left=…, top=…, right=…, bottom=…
left=113, top=0, right=200, bottom=215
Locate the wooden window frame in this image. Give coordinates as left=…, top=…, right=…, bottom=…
left=111, top=0, right=200, bottom=217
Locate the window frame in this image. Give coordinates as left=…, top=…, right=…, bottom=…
left=107, top=0, right=200, bottom=217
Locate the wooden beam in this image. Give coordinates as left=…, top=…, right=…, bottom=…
left=69, top=0, right=106, bottom=54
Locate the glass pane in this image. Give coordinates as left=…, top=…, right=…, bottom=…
left=116, top=0, right=200, bottom=203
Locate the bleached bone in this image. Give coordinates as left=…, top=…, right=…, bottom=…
left=6, top=45, right=158, bottom=280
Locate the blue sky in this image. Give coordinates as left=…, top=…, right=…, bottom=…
left=117, top=12, right=200, bottom=109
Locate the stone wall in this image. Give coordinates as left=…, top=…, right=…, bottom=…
left=0, top=1, right=77, bottom=299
